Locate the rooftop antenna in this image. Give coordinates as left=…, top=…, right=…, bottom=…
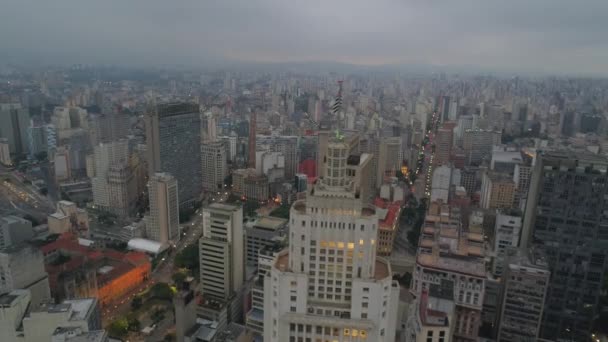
left=332, top=80, right=344, bottom=140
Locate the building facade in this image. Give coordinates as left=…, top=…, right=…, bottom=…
left=145, top=173, right=179, bottom=245
left=522, top=151, right=608, bottom=341
left=264, top=137, right=400, bottom=342
left=146, top=103, right=202, bottom=207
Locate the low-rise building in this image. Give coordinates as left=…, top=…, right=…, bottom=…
left=405, top=279, right=455, bottom=342
left=245, top=216, right=288, bottom=267
left=374, top=198, right=402, bottom=256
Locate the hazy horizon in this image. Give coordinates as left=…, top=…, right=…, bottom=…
left=2, top=0, right=608, bottom=76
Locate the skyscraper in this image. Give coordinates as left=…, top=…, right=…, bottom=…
left=91, top=140, right=130, bottom=214
left=522, top=150, right=608, bottom=341
left=0, top=103, right=30, bottom=156
left=146, top=103, right=202, bottom=207
left=145, top=172, right=180, bottom=245
left=201, top=140, right=227, bottom=191
left=264, top=136, right=400, bottom=342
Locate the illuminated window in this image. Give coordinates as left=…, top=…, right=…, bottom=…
left=347, top=242, right=355, bottom=249
left=344, top=329, right=350, bottom=336
left=361, top=330, right=367, bottom=338
left=328, top=241, right=336, bottom=248
left=359, top=239, right=364, bottom=245
left=320, top=241, right=328, bottom=248
left=371, top=239, right=375, bottom=245
left=337, top=242, right=345, bottom=248
left=352, top=329, right=359, bottom=337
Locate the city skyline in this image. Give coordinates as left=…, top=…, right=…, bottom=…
left=1, top=0, right=608, bottom=76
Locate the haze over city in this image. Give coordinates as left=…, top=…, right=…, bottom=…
left=2, top=0, right=608, bottom=75
left=1, top=2, right=608, bottom=342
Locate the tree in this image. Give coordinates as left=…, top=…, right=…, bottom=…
left=131, top=296, right=143, bottom=310
left=108, top=318, right=129, bottom=338
left=174, top=244, right=199, bottom=272
left=243, top=199, right=261, bottom=217
left=150, top=282, right=173, bottom=301
left=152, top=308, right=166, bottom=323
left=34, top=151, right=48, bottom=162
left=270, top=204, right=290, bottom=219
left=172, top=270, right=187, bottom=285
left=126, top=313, right=141, bottom=332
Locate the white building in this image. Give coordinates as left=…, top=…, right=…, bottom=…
left=145, top=172, right=179, bottom=245
left=91, top=140, right=129, bottom=211
left=492, top=210, right=522, bottom=276
left=199, top=203, right=244, bottom=301
left=264, top=137, right=400, bottom=342
left=201, top=140, right=227, bottom=191
left=0, top=215, right=33, bottom=250
left=430, top=165, right=452, bottom=203
left=0, top=245, right=51, bottom=310
left=0, top=138, right=12, bottom=166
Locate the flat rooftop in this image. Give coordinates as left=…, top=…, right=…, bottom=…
left=253, top=216, right=287, bottom=231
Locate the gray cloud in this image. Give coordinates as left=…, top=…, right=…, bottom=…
left=1, top=0, right=607, bottom=74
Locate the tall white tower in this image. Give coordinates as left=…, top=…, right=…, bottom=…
left=264, top=137, right=400, bottom=342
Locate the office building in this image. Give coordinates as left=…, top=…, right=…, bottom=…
left=430, top=165, right=453, bottom=203
left=201, top=140, right=227, bottom=191
left=89, top=112, right=129, bottom=145
left=198, top=204, right=245, bottom=330
left=257, top=135, right=299, bottom=180
left=405, top=280, right=455, bottom=342
left=90, top=140, right=131, bottom=215
left=244, top=174, right=269, bottom=202
left=497, top=248, right=549, bottom=342
left=0, top=103, right=30, bottom=156
left=27, top=122, right=47, bottom=158
left=522, top=151, right=608, bottom=341
left=246, top=244, right=283, bottom=337
left=0, top=245, right=51, bottom=310
left=462, top=129, right=501, bottom=165
left=0, top=215, right=33, bottom=250
left=455, top=115, right=474, bottom=147
left=294, top=173, right=307, bottom=193
left=377, top=137, right=402, bottom=187
left=492, top=210, right=522, bottom=277
left=146, top=102, right=202, bottom=207
left=0, top=138, right=11, bottom=166
left=264, top=136, right=400, bottom=342
left=199, top=203, right=244, bottom=302
left=435, top=122, right=455, bottom=166
left=145, top=173, right=180, bottom=245
left=245, top=216, right=288, bottom=267
left=412, top=202, right=486, bottom=341
left=480, top=171, right=516, bottom=210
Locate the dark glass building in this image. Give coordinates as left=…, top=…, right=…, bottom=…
left=146, top=102, right=202, bottom=207
left=523, top=150, right=608, bottom=341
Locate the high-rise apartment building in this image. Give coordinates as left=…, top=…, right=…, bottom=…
left=146, top=103, right=202, bottom=207
left=497, top=248, right=549, bottom=342
left=201, top=140, right=227, bottom=191
left=0, top=103, right=30, bottom=156
left=264, top=136, right=400, bottom=342
left=145, top=173, right=180, bottom=245
left=522, top=151, right=608, bottom=341
left=412, top=202, right=486, bottom=341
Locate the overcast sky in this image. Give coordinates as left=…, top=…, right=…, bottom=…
left=1, top=0, right=607, bottom=74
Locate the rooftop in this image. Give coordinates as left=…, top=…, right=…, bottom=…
left=253, top=216, right=287, bottom=231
